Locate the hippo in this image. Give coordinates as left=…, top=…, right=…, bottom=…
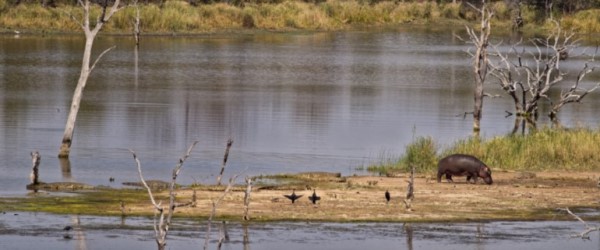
left=437, top=154, right=493, bottom=185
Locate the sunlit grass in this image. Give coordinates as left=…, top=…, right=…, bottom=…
left=5, top=0, right=596, bottom=34
left=369, top=127, right=600, bottom=175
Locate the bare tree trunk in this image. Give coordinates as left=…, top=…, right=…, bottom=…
left=30, top=151, right=41, bottom=185
left=58, top=0, right=121, bottom=158
left=403, top=164, right=415, bottom=211
left=133, top=0, right=140, bottom=46
left=466, top=1, right=492, bottom=134
left=243, top=176, right=252, bottom=221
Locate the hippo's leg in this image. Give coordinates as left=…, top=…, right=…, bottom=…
left=445, top=174, right=453, bottom=183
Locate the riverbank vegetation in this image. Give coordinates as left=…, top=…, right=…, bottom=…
left=369, top=127, right=600, bottom=175
left=1, top=0, right=600, bottom=34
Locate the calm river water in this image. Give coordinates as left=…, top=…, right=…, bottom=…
left=1, top=29, right=600, bottom=195
left=0, top=212, right=599, bottom=250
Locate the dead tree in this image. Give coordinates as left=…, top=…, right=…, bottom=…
left=58, top=0, right=122, bottom=158
left=132, top=0, right=141, bottom=46
left=204, top=172, right=242, bottom=250
left=488, top=21, right=600, bottom=123
left=403, top=164, right=415, bottom=211
left=563, top=207, right=600, bottom=239
left=216, top=139, right=233, bottom=186
left=130, top=141, right=198, bottom=250
left=243, top=176, right=252, bottom=221
left=29, top=151, right=41, bottom=185
left=465, top=0, right=493, bottom=134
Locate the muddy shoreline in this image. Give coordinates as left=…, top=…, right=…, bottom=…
left=3, top=171, right=600, bottom=222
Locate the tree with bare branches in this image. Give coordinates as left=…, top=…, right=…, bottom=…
left=58, top=0, right=122, bottom=158
left=130, top=141, right=198, bottom=250
left=488, top=21, right=600, bottom=124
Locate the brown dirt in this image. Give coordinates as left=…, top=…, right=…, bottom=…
left=128, top=171, right=600, bottom=222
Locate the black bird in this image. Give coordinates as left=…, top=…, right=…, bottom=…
left=308, top=190, right=321, bottom=204
left=63, top=226, right=73, bottom=231
left=283, top=190, right=303, bottom=204
left=385, top=190, right=391, bottom=204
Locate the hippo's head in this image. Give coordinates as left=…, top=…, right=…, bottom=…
left=479, top=166, right=493, bottom=185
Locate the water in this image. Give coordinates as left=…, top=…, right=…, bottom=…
left=1, top=29, right=600, bottom=195
left=0, top=212, right=598, bottom=250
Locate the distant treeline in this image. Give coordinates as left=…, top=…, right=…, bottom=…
left=7, top=0, right=600, bottom=12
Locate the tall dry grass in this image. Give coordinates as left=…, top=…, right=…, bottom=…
left=369, top=127, right=600, bottom=175
left=0, top=0, right=528, bottom=34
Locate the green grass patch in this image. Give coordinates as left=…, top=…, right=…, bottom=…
left=0, top=189, right=153, bottom=216
left=369, top=127, right=600, bottom=176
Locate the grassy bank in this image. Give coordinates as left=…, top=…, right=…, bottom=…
left=2, top=0, right=600, bottom=34
left=369, top=127, right=600, bottom=175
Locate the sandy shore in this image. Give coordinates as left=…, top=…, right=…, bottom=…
left=119, top=171, right=600, bottom=222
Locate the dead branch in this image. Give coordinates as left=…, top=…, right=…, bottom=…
left=204, top=171, right=243, bottom=250
left=89, top=46, right=116, bottom=72
left=403, top=164, right=415, bottom=211
left=550, top=62, right=600, bottom=120
left=130, top=141, right=198, bottom=250
left=216, top=139, right=233, bottom=186
left=243, top=176, right=252, bottom=221
left=562, top=208, right=600, bottom=239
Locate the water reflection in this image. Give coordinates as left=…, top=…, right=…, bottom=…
left=59, top=157, right=72, bottom=181
left=1, top=212, right=598, bottom=250
left=403, top=223, right=413, bottom=250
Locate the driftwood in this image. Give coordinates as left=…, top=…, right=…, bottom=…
left=563, top=208, right=600, bottom=239
left=26, top=182, right=95, bottom=191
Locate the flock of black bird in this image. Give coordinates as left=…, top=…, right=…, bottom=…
left=282, top=189, right=388, bottom=205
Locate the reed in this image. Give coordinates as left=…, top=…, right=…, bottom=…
left=561, top=9, right=600, bottom=34
left=445, top=127, right=600, bottom=171
left=369, top=127, right=600, bottom=175
left=368, top=136, right=438, bottom=174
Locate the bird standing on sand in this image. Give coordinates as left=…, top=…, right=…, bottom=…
left=308, top=189, right=321, bottom=204
left=284, top=190, right=303, bottom=204
left=385, top=190, right=391, bottom=204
